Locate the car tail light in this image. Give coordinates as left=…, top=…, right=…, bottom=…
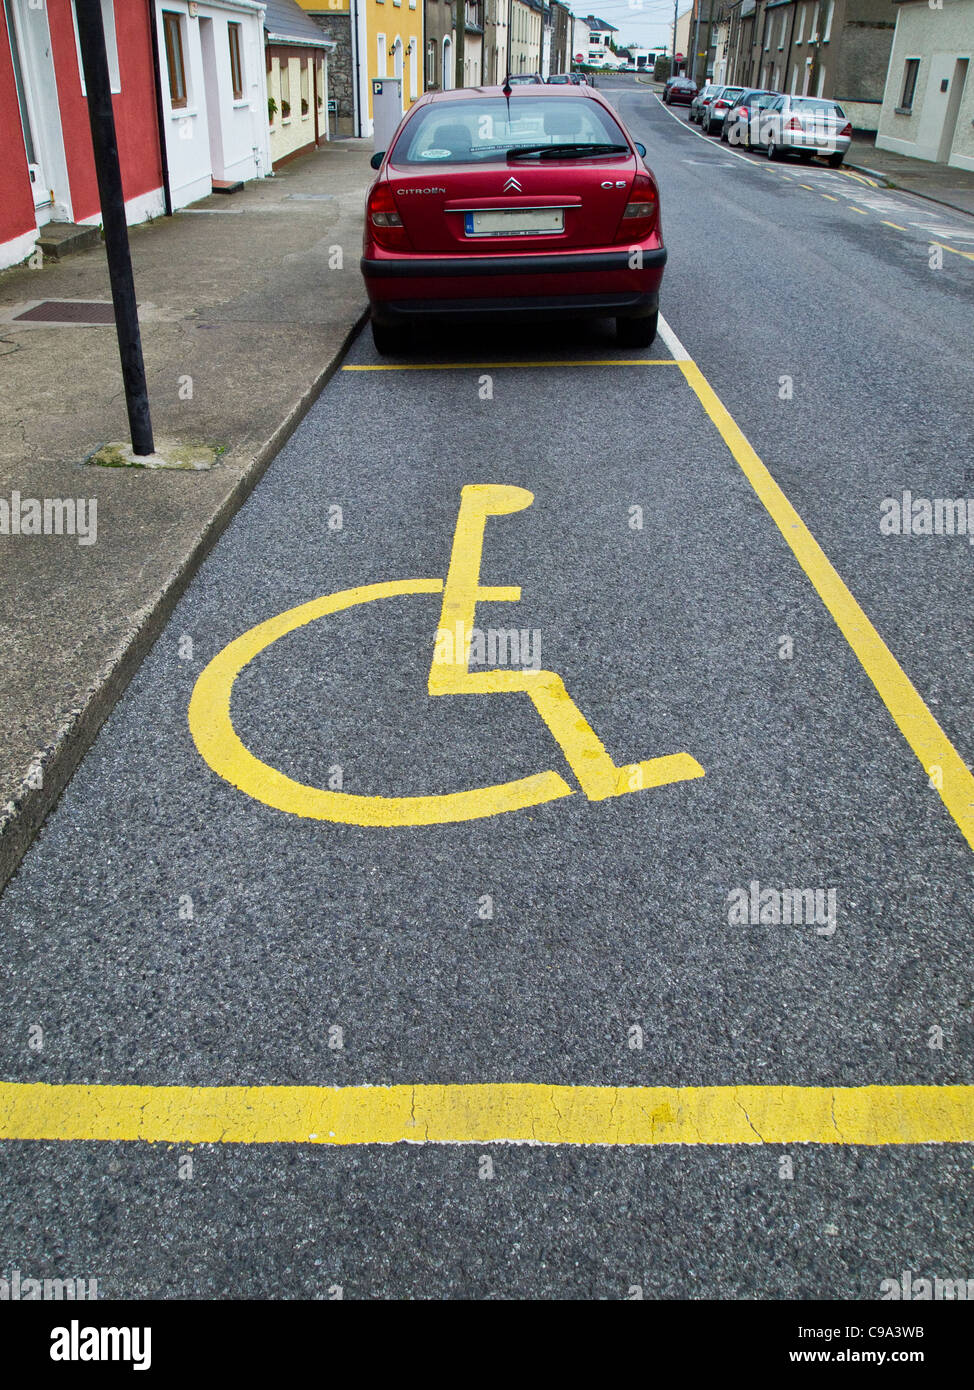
left=615, top=170, right=658, bottom=241
left=737, top=106, right=749, bottom=119
left=366, top=182, right=411, bottom=251
left=786, top=116, right=802, bottom=131
left=839, top=122, right=852, bottom=137
left=714, top=100, right=729, bottom=110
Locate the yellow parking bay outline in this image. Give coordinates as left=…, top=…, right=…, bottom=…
left=2, top=1083, right=973, bottom=1146
left=5, top=326, right=973, bottom=1149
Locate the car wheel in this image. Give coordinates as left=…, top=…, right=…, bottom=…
left=616, top=311, right=658, bottom=349
left=827, top=151, right=845, bottom=168
left=767, top=138, right=783, bottom=160
left=371, top=319, right=409, bottom=357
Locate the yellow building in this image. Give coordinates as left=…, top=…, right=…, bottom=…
left=361, top=0, right=424, bottom=123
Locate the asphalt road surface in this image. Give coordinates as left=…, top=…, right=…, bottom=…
left=1, top=76, right=972, bottom=1300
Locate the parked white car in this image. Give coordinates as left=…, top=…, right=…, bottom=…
left=751, top=94, right=852, bottom=166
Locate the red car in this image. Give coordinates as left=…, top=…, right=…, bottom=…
left=360, top=85, right=666, bottom=354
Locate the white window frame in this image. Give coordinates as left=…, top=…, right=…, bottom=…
left=377, top=34, right=387, bottom=78
left=72, top=0, right=121, bottom=95
left=816, top=63, right=826, bottom=96
left=778, top=13, right=786, bottom=49
left=823, top=0, right=834, bottom=42
left=795, top=5, right=804, bottom=44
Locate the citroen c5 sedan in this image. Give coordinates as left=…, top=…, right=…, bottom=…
left=361, top=86, right=666, bottom=353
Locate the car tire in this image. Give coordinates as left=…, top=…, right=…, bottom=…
left=767, top=138, right=783, bottom=160
left=371, top=319, right=409, bottom=357
left=827, top=152, right=845, bottom=168
left=616, top=311, right=658, bottom=349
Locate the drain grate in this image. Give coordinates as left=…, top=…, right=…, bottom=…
left=13, top=300, right=118, bottom=324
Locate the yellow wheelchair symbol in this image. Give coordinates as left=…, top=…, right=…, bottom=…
left=188, top=484, right=704, bottom=826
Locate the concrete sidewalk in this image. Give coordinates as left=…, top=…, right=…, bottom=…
left=847, top=135, right=974, bottom=217
left=0, top=138, right=374, bottom=890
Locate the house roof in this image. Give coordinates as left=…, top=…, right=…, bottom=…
left=264, top=0, right=334, bottom=48
left=584, top=15, right=619, bottom=33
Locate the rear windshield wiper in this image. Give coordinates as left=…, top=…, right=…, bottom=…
left=506, top=142, right=629, bottom=161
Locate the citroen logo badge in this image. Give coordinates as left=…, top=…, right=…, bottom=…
left=503, top=176, right=522, bottom=192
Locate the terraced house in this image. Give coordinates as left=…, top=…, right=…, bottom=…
left=875, top=0, right=973, bottom=169
left=725, top=0, right=896, bottom=130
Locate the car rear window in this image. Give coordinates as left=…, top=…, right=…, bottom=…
left=391, top=97, right=627, bottom=166
left=791, top=98, right=845, bottom=117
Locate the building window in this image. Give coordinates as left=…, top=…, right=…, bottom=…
left=778, top=14, right=786, bottom=49
left=280, top=58, right=291, bottom=116
left=377, top=34, right=387, bottom=79
left=427, top=38, right=436, bottom=86
left=162, top=11, right=187, bottom=109
left=816, top=63, right=826, bottom=97
left=71, top=1, right=121, bottom=95
left=300, top=58, right=310, bottom=116
left=899, top=58, right=920, bottom=112
left=228, top=22, right=244, bottom=100
left=795, top=5, right=804, bottom=44
left=823, top=0, right=834, bottom=41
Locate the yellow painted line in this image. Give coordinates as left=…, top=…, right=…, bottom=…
left=850, top=206, right=868, bottom=215
left=933, top=240, right=974, bottom=263
left=658, top=316, right=974, bottom=853
left=798, top=183, right=815, bottom=190
left=881, top=220, right=906, bottom=230
left=820, top=193, right=839, bottom=201
left=838, top=169, right=879, bottom=188
left=342, top=360, right=681, bottom=371
left=2, top=1083, right=973, bottom=1145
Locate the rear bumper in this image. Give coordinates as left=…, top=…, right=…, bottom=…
left=782, top=133, right=851, bottom=154
left=370, top=289, right=660, bottom=326
left=362, top=246, right=666, bottom=325
left=362, top=248, right=667, bottom=279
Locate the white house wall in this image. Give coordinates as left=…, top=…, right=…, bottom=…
left=155, top=0, right=270, bottom=211
left=876, top=0, right=974, bottom=170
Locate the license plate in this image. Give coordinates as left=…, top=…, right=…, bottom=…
left=464, top=208, right=565, bottom=237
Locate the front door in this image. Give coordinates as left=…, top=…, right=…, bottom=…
left=5, top=0, right=71, bottom=223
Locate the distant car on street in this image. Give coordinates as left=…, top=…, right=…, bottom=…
left=689, top=83, right=721, bottom=124
left=701, top=86, right=746, bottom=134
left=547, top=73, right=586, bottom=85
left=721, top=89, right=780, bottom=147
left=361, top=85, right=666, bottom=354
left=751, top=94, right=852, bottom=165
left=505, top=73, right=544, bottom=85
left=662, top=76, right=697, bottom=105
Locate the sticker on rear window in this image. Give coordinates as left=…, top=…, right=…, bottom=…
left=419, top=149, right=451, bottom=160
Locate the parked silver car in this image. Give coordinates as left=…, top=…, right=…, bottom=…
left=689, top=83, right=721, bottom=124
left=721, top=89, right=779, bottom=148
left=751, top=94, right=852, bottom=166
left=701, top=86, right=746, bottom=134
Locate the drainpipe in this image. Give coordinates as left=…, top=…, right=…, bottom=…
left=146, top=0, right=172, bottom=215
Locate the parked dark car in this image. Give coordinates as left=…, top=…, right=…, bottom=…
left=505, top=73, right=544, bottom=86
left=662, top=76, right=697, bottom=106
left=721, top=89, right=780, bottom=147
left=547, top=73, right=587, bottom=86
